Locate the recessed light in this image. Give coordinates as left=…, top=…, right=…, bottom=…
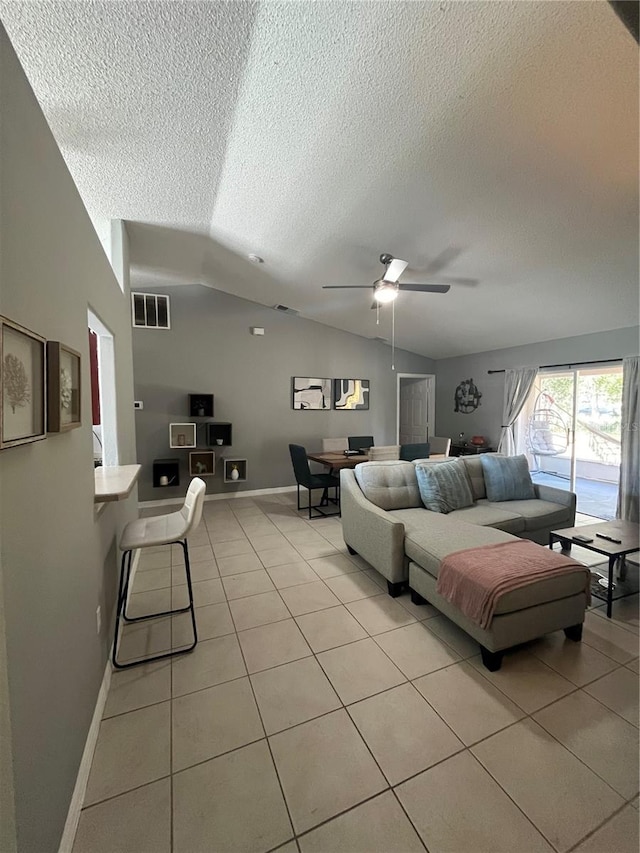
left=248, top=254, right=264, bottom=264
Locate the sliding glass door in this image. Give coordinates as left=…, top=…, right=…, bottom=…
left=516, top=365, right=622, bottom=519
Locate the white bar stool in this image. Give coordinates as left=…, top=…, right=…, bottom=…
left=112, top=477, right=206, bottom=669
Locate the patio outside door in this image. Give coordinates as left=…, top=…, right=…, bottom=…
left=516, top=365, right=623, bottom=519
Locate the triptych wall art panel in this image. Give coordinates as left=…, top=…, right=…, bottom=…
left=292, top=378, right=332, bottom=410
left=292, top=377, right=370, bottom=410
left=333, top=378, right=370, bottom=410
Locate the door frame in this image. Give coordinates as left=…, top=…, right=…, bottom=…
left=396, top=373, right=436, bottom=444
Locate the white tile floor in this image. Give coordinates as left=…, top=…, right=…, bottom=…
left=73, top=499, right=639, bottom=853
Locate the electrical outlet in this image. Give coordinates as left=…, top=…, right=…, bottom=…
left=96, top=605, right=102, bottom=634
left=134, top=400, right=144, bottom=410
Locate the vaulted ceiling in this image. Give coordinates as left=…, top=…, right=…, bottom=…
left=2, top=1, right=638, bottom=358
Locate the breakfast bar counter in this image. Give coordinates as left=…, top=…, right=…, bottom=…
left=94, top=464, right=142, bottom=503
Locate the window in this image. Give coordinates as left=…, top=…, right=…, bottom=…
left=131, top=293, right=170, bottom=329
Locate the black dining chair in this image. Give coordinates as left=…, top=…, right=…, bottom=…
left=289, top=444, right=340, bottom=519
left=348, top=435, right=374, bottom=452
left=400, top=442, right=431, bottom=461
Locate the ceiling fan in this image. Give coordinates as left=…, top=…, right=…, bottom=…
left=322, top=253, right=452, bottom=307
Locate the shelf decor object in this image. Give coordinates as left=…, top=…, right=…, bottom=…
left=189, top=393, right=214, bottom=418
left=333, top=378, right=370, bottom=410
left=292, top=377, right=332, bottom=410
left=223, top=458, right=247, bottom=483
left=153, top=458, right=180, bottom=487
left=189, top=451, right=215, bottom=477
left=206, top=422, right=232, bottom=446
left=46, top=341, right=81, bottom=432
left=0, top=316, right=46, bottom=449
left=169, top=423, right=197, bottom=449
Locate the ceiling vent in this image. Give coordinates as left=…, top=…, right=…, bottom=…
left=131, top=292, right=170, bottom=329
left=272, top=304, right=299, bottom=316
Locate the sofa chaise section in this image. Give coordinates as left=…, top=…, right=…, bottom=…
left=339, top=458, right=587, bottom=670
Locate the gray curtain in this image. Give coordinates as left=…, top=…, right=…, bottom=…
left=616, top=356, right=639, bottom=523
left=497, top=367, right=538, bottom=456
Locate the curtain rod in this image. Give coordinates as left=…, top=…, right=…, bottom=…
left=487, top=357, right=623, bottom=374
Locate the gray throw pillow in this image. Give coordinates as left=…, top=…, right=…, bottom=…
left=415, top=461, right=474, bottom=514
left=480, top=454, right=536, bottom=501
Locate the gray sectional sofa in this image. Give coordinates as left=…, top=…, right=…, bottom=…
left=340, top=456, right=589, bottom=670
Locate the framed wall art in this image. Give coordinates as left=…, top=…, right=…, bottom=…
left=47, top=341, right=81, bottom=432
left=292, top=377, right=332, bottom=410
left=333, top=378, right=370, bottom=410
left=0, top=316, right=46, bottom=448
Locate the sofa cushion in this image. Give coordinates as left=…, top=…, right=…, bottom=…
left=487, top=499, right=572, bottom=532
left=480, top=454, right=535, bottom=501
left=458, top=456, right=487, bottom=500
left=445, top=501, right=525, bottom=534
left=415, top=461, right=474, bottom=514
left=394, top=511, right=515, bottom=579
left=354, top=461, right=421, bottom=510
left=409, top=558, right=588, bottom=615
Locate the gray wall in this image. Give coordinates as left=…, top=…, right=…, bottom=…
left=435, top=326, right=640, bottom=448
left=0, top=29, right=137, bottom=853
left=132, top=285, right=435, bottom=501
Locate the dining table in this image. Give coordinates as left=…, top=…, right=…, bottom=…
left=306, top=450, right=369, bottom=470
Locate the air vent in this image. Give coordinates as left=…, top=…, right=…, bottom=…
left=131, top=293, right=170, bottom=329
left=273, top=304, right=299, bottom=315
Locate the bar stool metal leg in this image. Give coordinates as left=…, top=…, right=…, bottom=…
left=112, top=537, right=198, bottom=669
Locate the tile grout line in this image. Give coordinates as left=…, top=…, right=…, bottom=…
left=106, top=501, right=637, bottom=847
left=229, top=500, right=439, bottom=845
left=227, top=581, right=298, bottom=848
left=230, top=502, right=639, bottom=842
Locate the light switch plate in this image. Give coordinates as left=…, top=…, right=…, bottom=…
left=134, top=400, right=144, bottom=410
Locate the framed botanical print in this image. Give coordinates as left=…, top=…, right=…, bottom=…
left=0, top=316, right=46, bottom=448
left=47, top=341, right=81, bottom=432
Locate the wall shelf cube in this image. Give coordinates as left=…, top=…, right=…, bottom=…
left=169, top=423, right=196, bottom=448
left=207, top=422, right=232, bottom=447
left=189, top=451, right=215, bottom=477
left=189, top=394, right=214, bottom=418
left=223, top=459, right=247, bottom=484
left=153, top=458, right=180, bottom=487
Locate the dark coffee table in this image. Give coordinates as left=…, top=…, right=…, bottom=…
left=549, top=521, right=639, bottom=618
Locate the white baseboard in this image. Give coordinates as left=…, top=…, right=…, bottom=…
left=58, top=547, right=141, bottom=853
left=139, top=484, right=296, bottom=509
left=57, top=659, right=112, bottom=853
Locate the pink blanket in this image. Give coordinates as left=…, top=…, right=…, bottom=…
left=436, top=540, right=590, bottom=629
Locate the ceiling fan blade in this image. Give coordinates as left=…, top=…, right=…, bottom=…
left=322, top=285, right=373, bottom=289
left=437, top=276, right=478, bottom=287
left=423, top=246, right=462, bottom=275
left=398, top=283, right=451, bottom=293
left=382, top=258, right=408, bottom=283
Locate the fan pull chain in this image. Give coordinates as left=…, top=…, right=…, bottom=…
left=391, top=299, right=395, bottom=371
left=376, top=302, right=380, bottom=325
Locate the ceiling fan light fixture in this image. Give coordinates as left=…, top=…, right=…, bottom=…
left=373, top=282, right=398, bottom=303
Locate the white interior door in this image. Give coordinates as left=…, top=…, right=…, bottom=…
left=397, top=375, right=435, bottom=445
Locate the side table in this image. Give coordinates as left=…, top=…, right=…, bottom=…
left=549, top=520, right=639, bottom=618
left=450, top=443, right=493, bottom=457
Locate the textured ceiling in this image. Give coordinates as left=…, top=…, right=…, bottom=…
left=2, top=0, right=638, bottom=359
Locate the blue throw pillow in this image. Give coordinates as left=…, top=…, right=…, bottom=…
left=480, top=454, right=536, bottom=502
left=415, top=461, right=474, bottom=514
